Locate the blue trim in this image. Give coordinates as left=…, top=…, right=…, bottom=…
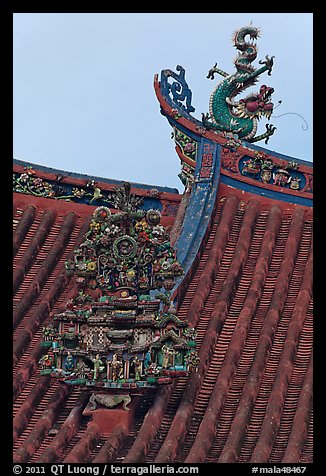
left=172, top=140, right=221, bottom=293
left=220, top=174, right=313, bottom=207
left=165, top=114, right=202, bottom=141
left=241, top=141, right=313, bottom=168
left=160, top=66, right=196, bottom=117
left=13, top=158, right=180, bottom=195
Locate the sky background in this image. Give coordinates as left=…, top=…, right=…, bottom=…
left=13, top=13, right=313, bottom=192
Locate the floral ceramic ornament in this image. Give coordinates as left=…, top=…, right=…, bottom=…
left=93, top=206, right=111, bottom=221
left=146, top=209, right=161, bottom=226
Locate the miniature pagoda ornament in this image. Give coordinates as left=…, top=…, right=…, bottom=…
left=202, top=25, right=277, bottom=144
left=40, top=182, right=198, bottom=399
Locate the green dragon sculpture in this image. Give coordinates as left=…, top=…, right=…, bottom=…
left=203, top=25, right=277, bottom=144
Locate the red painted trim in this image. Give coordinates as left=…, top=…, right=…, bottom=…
left=217, top=182, right=313, bottom=216
left=174, top=144, right=196, bottom=169
left=301, top=172, right=313, bottom=193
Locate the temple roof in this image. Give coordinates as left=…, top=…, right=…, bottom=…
left=13, top=166, right=313, bottom=464
left=13, top=50, right=313, bottom=464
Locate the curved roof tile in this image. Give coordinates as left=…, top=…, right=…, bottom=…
left=13, top=172, right=312, bottom=463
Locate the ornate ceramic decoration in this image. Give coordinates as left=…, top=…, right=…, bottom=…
left=158, top=26, right=277, bottom=146
left=203, top=25, right=276, bottom=144
left=40, top=182, right=199, bottom=390
left=173, top=128, right=197, bottom=163
left=172, top=127, right=197, bottom=189
left=221, top=147, right=242, bottom=173
left=13, top=166, right=169, bottom=213
left=154, top=26, right=312, bottom=204
left=160, top=65, right=195, bottom=115
left=239, top=153, right=306, bottom=189
left=218, top=147, right=312, bottom=196
left=89, top=393, right=131, bottom=411
left=13, top=166, right=116, bottom=206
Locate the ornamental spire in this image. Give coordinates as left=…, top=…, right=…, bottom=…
left=40, top=183, right=198, bottom=419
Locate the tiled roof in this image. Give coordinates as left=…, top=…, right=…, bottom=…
left=13, top=175, right=313, bottom=463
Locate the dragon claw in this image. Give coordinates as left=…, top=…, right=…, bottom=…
left=207, top=63, right=218, bottom=80
left=264, top=123, right=277, bottom=144
left=259, top=55, right=275, bottom=75
left=207, top=63, right=229, bottom=80
left=266, top=123, right=276, bottom=133
left=202, top=112, right=210, bottom=122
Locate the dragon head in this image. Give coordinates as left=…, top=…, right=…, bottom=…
left=236, top=85, right=274, bottom=120
left=233, top=25, right=260, bottom=50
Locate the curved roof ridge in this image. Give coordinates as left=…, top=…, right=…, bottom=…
left=13, top=158, right=180, bottom=194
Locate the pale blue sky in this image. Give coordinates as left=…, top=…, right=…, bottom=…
left=13, top=13, right=313, bottom=191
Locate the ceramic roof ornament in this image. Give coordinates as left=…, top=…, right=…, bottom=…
left=40, top=182, right=198, bottom=391
left=203, top=25, right=276, bottom=144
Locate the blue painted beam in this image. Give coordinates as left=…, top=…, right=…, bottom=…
left=172, top=138, right=221, bottom=293
left=220, top=175, right=313, bottom=207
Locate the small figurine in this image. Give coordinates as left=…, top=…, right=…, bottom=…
left=75, top=361, right=91, bottom=379
left=111, top=353, right=123, bottom=382
left=92, top=353, right=103, bottom=380
left=260, top=158, right=274, bottom=184
left=273, top=168, right=291, bottom=187
left=162, top=345, right=174, bottom=369
left=64, top=352, right=75, bottom=373
left=144, top=350, right=152, bottom=368
left=133, top=357, right=142, bottom=381
left=289, top=176, right=301, bottom=190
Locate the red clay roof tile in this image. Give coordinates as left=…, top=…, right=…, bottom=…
left=13, top=178, right=313, bottom=464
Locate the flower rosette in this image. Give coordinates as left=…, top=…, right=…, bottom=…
left=89, top=220, right=101, bottom=234
left=184, top=142, right=196, bottom=154
left=160, top=260, right=171, bottom=273
left=32, top=177, right=46, bottom=191
left=138, top=276, right=150, bottom=289
left=126, top=269, right=136, bottom=283
left=170, top=261, right=183, bottom=276
left=17, top=172, right=30, bottom=184
left=135, top=219, right=148, bottom=233
left=152, top=225, right=165, bottom=240
left=113, top=235, right=138, bottom=261
left=145, top=209, right=161, bottom=226
left=86, top=261, right=97, bottom=273
left=105, top=224, right=120, bottom=237
left=93, top=206, right=111, bottom=222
